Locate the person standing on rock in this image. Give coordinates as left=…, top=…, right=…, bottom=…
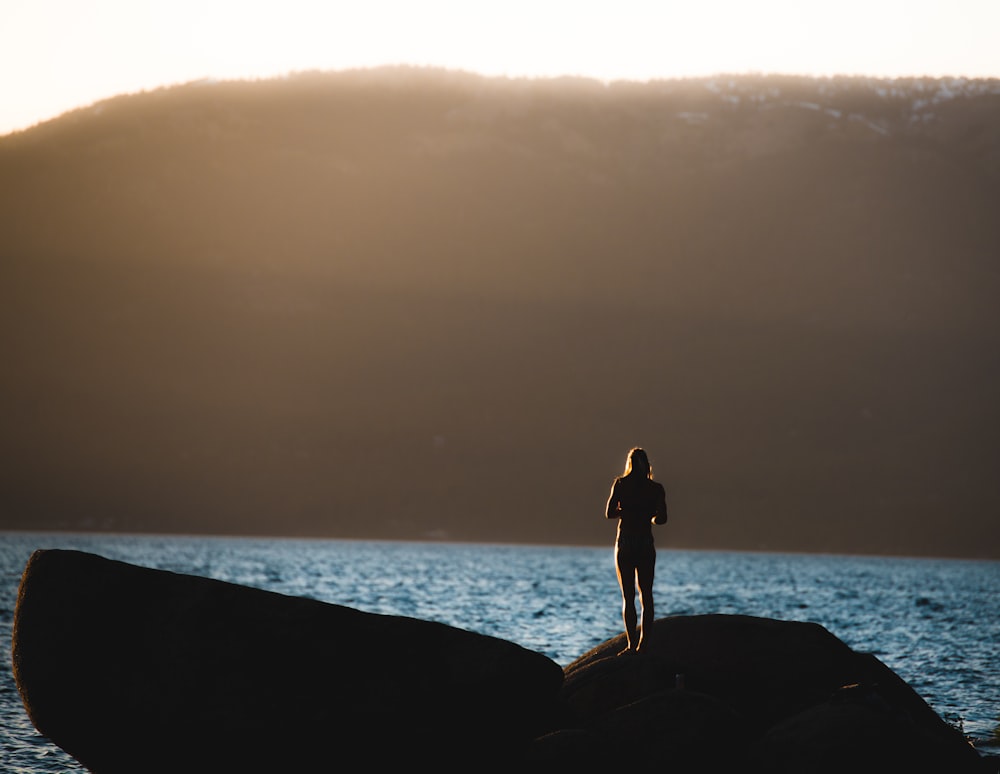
left=606, top=447, right=668, bottom=654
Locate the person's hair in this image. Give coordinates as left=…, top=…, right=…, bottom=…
left=623, top=447, right=652, bottom=479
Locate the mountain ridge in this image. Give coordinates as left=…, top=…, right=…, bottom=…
left=2, top=68, right=998, bottom=557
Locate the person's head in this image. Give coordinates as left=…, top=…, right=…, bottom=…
left=623, top=447, right=652, bottom=479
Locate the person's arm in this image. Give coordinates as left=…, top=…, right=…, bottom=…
left=605, top=479, right=621, bottom=519
left=652, top=483, right=668, bottom=525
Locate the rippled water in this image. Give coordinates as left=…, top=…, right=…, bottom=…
left=2, top=532, right=998, bottom=771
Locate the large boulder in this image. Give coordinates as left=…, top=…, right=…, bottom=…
left=563, top=614, right=863, bottom=733
left=550, top=615, right=986, bottom=772
left=12, top=549, right=564, bottom=772
left=753, top=681, right=974, bottom=773
left=14, top=552, right=989, bottom=772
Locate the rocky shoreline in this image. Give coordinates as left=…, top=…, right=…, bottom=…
left=12, top=549, right=995, bottom=772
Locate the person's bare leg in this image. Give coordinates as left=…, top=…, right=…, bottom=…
left=616, top=552, right=638, bottom=654
left=635, top=556, right=655, bottom=653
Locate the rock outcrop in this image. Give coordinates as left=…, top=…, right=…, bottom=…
left=12, top=549, right=563, bottom=772
left=544, top=615, right=987, bottom=772
left=13, top=550, right=991, bottom=772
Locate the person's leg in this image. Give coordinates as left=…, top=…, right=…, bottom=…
left=635, top=549, right=656, bottom=652
left=615, top=547, right=638, bottom=653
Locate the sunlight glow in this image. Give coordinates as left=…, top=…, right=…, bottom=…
left=3, top=0, right=999, bottom=134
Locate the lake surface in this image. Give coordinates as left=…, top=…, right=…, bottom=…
left=2, top=532, right=997, bottom=771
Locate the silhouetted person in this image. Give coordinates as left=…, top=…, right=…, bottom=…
left=605, top=447, right=668, bottom=654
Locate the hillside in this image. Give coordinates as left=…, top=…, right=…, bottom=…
left=2, top=68, right=999, bottom=557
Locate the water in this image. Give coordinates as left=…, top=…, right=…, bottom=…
left=2, top=532, right=997, bottom=771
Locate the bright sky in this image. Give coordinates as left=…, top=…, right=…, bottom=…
left=3, top=0, right=999, bottom=135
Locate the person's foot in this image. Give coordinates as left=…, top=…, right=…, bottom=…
left=616, top=646, right=635, bottom=656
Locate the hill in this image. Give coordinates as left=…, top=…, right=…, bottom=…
left=2, top=68, right=998, bottom=557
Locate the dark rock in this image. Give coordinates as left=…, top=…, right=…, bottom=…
left=14, top=553, right=988, bottom=772
left=559, top=614, right=985, bottom=772
left=591, top=689, right=747, bottom=773
left=564, top=614, right=861, bottom=734
left=523, top=728, right=612, bottom=768
left=750, top=682, right=976, bottom=773
left=12, top=549, right=564, bottom=772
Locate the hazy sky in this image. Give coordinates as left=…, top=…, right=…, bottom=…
left=3, top=0, right=1000, bottom=135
